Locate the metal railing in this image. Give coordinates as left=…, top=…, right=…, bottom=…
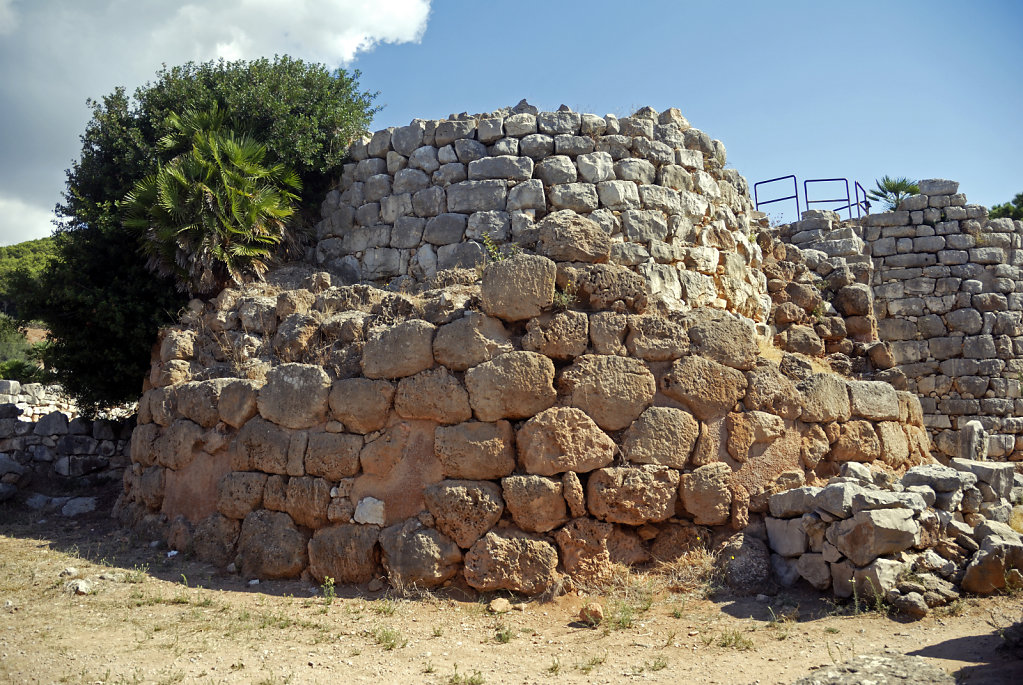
left=754, top=176, right=869, bottom=221
left=753, top=175, right=800, bottom=219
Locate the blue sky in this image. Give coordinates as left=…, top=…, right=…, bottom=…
left=0, top=0, right=1020, bottom=244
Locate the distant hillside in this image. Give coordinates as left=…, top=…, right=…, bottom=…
left=0, top=236, right=55, bottom=315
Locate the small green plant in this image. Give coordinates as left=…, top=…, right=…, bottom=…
left=494, top=622, right=514, bottom=644
left=545, top=657, right=561, bottom=675
left=607, top=600, right=634, bottom=631
left=373, top=598, right=397, bottom=616
left=717, top=629, right=754, bottom=651
left=125, top=564, right=148, bottom=584
left=372, top=626, right=406, bottom=651
left=824, top=626, right=840, bottom=634
left=431, top=625, right=444, bottom=638
left=321, top=576, right=336, bottom=606
left=866, top=176, right=919, bottom=212
left=448, top=664, right=485, bottom=685
left=480, top=233, right=520, bottom=263
left=649, top=656, right=668, bottom=672
left=550, top=282, right=578, bottom=311
left=424, top=662, right=436, bottom=674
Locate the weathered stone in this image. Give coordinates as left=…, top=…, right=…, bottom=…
left=394, top=367, right=471, bottom=425
left=587, top=465, right=679, bottom=525
left=662, top=355, right=748, bottom=420
left=433, top=313, right=514, bottom=371
left=522, top=310, right=589, bottom=360
left=622, top=407, right=699, bottom=469
left=560, top=263, right=649, bottom=313
left=502, top=475, right=568, bottom=533
left=231, top=417, right=291, bottom=474
left=743, top=362, right=801, bottom=419
left=256, top=364, right=330, bottom=430
left=307, top=524, right=380, bottom=584
left=379, top=520, right=461, bottom=588
left=814, top=482, right=868, bottom=518
left=468, top=155, right=533, bottom=181
left=537, top=210, right=611, bottom=263
left=558, top=354, right=656, bottom=431
left=155, top=419, right=204, bottom=470
left=361, top=320, right=436, bottom=379
left=237, top=510, right=307, bottom=579
left=831, top=421, right=881, bottom=462
left=217, top=471, right=267, bottom=520
left=463, top=530, right=560, bottom=594
left=725, top=411, right=785, bottom=462
left=328, top=378, right=394, bottom=434
left=719, top=533, right=770, bottom=594
left=304, top=432, right=362, bottom=480
left=798, top=374, right=851, bottom=422
left=847, top=380, right=900, bottom=421
left=589, top=311, right=628, bottom=355
left=465, top=351, right=557, bottom=422
left=517, top=407, right=616, bottom=476
left=480, top=255, right=556, bottom=321
left=424, top=479, right=504, bottom=548
left=684, top=309, right=758, bottom=371
left=534, top=155, right=577, bottom=185
left=434, top=421, right=515, bottom=480
left=625, top=314, right=689, bottom=361
left=192, top=513, right=240, bottom=567
left=767, top=486, right=822, bottom=518
left=833, top=509, right=919, bottom=566
left=285, top=476, right=331, bottom=529
left=680, top=462, right=733, bottom=526
left=555, top=517, right=614, bottom=585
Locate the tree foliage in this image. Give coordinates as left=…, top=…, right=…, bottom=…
left=18, top=57, right=377, bottom=413
left=990, top=192, right=1023, bottom=221
left=0, top=236, right=55, bottom=314
left=866, top=176, right=920, bottom=212
left=122, top=106, right=301, bottom=295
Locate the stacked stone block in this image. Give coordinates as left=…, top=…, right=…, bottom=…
left=0, top=379, right=78, bottom=421
left=313, top=102, right=769, bottom=321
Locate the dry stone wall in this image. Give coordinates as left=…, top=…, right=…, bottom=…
left=313, top=102, right=769, bottom=321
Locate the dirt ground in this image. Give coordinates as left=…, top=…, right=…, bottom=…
left=1, top=504, right=1021, bottom=685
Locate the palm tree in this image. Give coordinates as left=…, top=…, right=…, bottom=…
left=866, top=176, right=920, bottom=212
left=122, top=106, right=301, bottom=296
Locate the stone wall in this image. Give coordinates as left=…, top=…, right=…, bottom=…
left=776, top=181, right=1023, bottom=464
left=0, top=401, right=133, bottom=513
left=0, top=379, right=77, bottom=421
left=312, top=102, right=768, bottom=321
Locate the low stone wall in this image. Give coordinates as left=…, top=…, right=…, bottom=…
left=0, top=380, right=77, bottom=421
left=118, top=251, right=930, bottom=593
left=0, top=404, right=133, bottom=513
left=756, top=459, right=1023, bottom=616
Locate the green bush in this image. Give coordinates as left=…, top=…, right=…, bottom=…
left=990, top=192, right=1023, bottom=221
left=18, top=56, right=377, bottom=413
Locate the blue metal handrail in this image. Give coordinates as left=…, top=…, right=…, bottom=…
left=804, top=178, right=852, bottom=220
left=753, top=175, right=800, bottom=219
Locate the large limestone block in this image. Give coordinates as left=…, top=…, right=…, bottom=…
left=554, top=517, right=614, bottom=586
left=465, top=351, right=557, bottom=422
left=231, top=416, right=291, bottom=474
left=622, top=407, right=699, bottom=469
left=833, top=509, right=919, bottom=566
left=328, top=378, right=394, bottom=434
left=176, top=379, right=233, bottom=428
left=307, top=524, right=380, bottom=584
left=559, top=263, right=649, bottom=313
left=394, top=367, right=472, bottom=425
left=522, top=310, right=589, bottom=360
left=480, top=255, right=556, bottom=321
left=517, top=406, right=616, bottom=476
left=625, top=314, right=690, bottom=361
left=257, top=364, right=331, bottom=430
left=502, top=475, right=568, bottom=533
left=877, top=421, right=910, bottom=468
left=743, top=362, right=801, bottom=420
left=662, top=355, right=748, bottom=421
left=831, top=420, right=881, bottom=462
left=725, top=411, right=785, bottom=462
left=361, top=320, right=436, bottom=379
left=537, top=210, right=611, bottom=263
left=587, top=465, right=679, bottom=525
left=237, top=510, right=308, bottom=579
left=434, top=420, right=515, bottom=480
left=304, top=432, right=362, bottom=480
left=558, top=354, right=656, bottom=431
left=433, top=313, right=514, bottom=371
left=798, top=373, right=851, bottom=423
left=446, top=180, right=507, bottom=213
left=765, top=516, right=807, bottom=557
left=216, top=471, right=267, bottom=520
left=285, top=476, right=331, bottom=529
left=684, top=309, right=758, bottom=370
left=424, top=479, right=504, bottom=548
left=680, top=462, right=733, bottom=526
left=796, top=553, right=831, bottom=590
left=847, top=380, right=900, bottom=421
left=379, top=520, right=462, bottom=588
left=156, top=419, right=204, bottom=470
left=464, top=529, right=561, bottom=594
left=192, top=513, right=240, bottom=567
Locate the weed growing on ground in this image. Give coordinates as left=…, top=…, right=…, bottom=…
left=448, top=664, right=484, bottom=684
left=716, top=629, right=754, bottom=651
left=372, top=626, right=406, bottom=651
left=124, top=564, right=148, bottom=584
left=321, top=576, right=335, bottom=606
left=493, top=622, right=513, bottom=644
left=545, top=657, right=560, bottom=675
left=576, top=651, right=607, bottom=674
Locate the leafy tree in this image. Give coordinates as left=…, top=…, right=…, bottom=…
left=0, top=237, right=55, bottom=315
left=18, top=57, right=377, bottom=413
left=990, top=192, right=1023, bottom=221
left=0, top=313, right=50, bottom=384
left=866, top=176, right=920, bottom=212
left=122, top=107, right=301, bottom=295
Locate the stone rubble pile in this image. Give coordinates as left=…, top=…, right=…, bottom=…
left=314, top=101, right=769, bottom=320
left=763, top=459, right=1023, bottom=616
left=0, top=379, right=77, bottom=421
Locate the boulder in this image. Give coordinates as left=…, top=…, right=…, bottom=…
left=464, top=351, right=557, bottom=422
left=684, top=309, right=758, bottom=370
left=424, top=479, right=504, bottom=548
left=833, top=509, right=919, bottom=566
left=798, top=373, right=851, bottom=423
left=624, top=314, right=689, bottom=361
left=328, top=378, right=394, bottom=434
left=464, top=529, right=561, bottom=594
left=768, top=486, right=822, bottom=518
left=379, top=520, right=462, bottom=589
left=257, top=363, right=331, bottom=430
left=719, top=533, right=770, bottom=595
left=649, top=521, right=709, bottom=562
left=830, top=420, right=881, bottom=462
left=216, top=471, right=267, bottom=519
left=587, top=465, right=679, bottom=525
left=285, top=476, right=331, bottom=529
left=192, top=513, right=240, bottom=567
left=361, top=320, right=436, bottom=379
left=304, top=432, right=363, bottom=480
left=765, top=516, right=807, bottom=557
left=237, top=510, right=308, bottom=579
left=537, top=210, right=611, bottom=263
left=394, top=367, right=472, bottom=424
left=560, top=263, right=649, bottom=313
left=558, top=354, right=656, bottom=431
left=847, top=380, right=901, bottom=421
left=554, top=517, right=614, bottom=586
left=480, top=254, right=556, bottom=321
left=434, top=420, right=516, bottom=480
left=662, top=355, right=748, bottom=421
left=522, top=310, right=589, bottom=360
left=796, top=552, right=832, bottom=590
left=433, top=313, right=514, bottom=371
left=307, top=524, right=381, bottom=584
left=517, top=407, right=616, bottom=476
left=680, top=462, right=733, bottom=526
left=218, top=379, right=262, bottom=429
left=230, top=416, right=291, bottom=473
left=501, top=475, right=568, bottom=533
left=725, top=411, right=784, bottom=462
left=622, top=407, right=699, bottom=469
left=176, top=379, right=233, bottom=428
left=155, top=419, right=204, bottom=470
left=743, top=362, right=802, bottom=419
left=791, top=655, right=955, bottom=685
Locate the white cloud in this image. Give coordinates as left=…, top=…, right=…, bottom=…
left=0, top=0, right=431, bottom=239
left=0, top=195, right=55, bottom=246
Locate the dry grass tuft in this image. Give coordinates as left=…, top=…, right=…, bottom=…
left=653, top=548, right=719, bottom=595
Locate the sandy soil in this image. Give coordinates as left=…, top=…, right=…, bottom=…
left=1, top=504, right=1020, bottom=685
